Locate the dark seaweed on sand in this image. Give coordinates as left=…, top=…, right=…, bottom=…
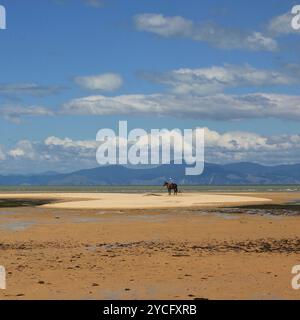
left=233, top=204, right=300, bottom=211
left=216, top=203, right=300, bottom=216
left=0, top=199, right=54, bottom=208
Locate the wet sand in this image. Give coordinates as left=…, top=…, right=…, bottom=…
left=0, top=192, right=300, bottom=300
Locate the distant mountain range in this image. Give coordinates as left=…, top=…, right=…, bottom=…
left=1, top=162, right=300, bottom=185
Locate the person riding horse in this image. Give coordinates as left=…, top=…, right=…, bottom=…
left=163, top=181, right=178, bottom=195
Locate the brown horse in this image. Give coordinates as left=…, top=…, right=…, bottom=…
left=163, top=181, right=178, bottom=195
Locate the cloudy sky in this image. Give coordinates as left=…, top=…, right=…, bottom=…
left=0, top=0, right=300, bottom=173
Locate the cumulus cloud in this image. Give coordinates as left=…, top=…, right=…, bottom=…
left=141, top=65, right=296, bottom=95
left=205, top=128, right=270, bottom=151
left=74, top=73, right=123, bottom=92
left=134, top=13, right=278, bottom=51
left=0, top=137, right=99, bottom=173
left=62, top=92, right=300, bottom=121
left=8, top=140, right=37, bottom=160
left=205, top=128, right=300, bottom=164
left=2, top=128, right=300, bottom=173
left=135, top=13, right=194, bottom=37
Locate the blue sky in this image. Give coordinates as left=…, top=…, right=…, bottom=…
left=0, top=0, right=300, bottom=173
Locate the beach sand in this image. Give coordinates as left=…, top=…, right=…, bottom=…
left=0, top=192, right=272, bottom=209
left=0, top=191, right=300, bottom=300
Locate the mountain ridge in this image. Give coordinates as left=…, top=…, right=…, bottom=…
left=0, top=162, right=300, bottom=185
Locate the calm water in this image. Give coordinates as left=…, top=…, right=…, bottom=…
left=0, top=185, right=300, bottom=193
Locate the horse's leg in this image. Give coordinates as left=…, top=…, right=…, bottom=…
left=168, top=188, right=171, bottom=195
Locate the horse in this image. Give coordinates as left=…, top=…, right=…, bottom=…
left=163, top=181, right=178, bottom=195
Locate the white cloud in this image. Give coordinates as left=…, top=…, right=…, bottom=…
left=2, top=128, right=300, bottom=174
left=134, top=13, right=278, bottom=51
left=142, top=65, right=296, bottom=94
left=135, top=13, right=193, bottom=37
left=204, top=128, right=300, bottom=164
left=244, top=32, right=278, bottom=51
left=1, top=137, right=99, bottom=173
left=0, top=83, right=65, bottom=97
left=267, top=11, right=299, bottom=35
left=62, top=92, right=300, bottom=121
left=8, top=141, right=36, bottom=160
left=204, top=128, right=270, bottom=151
left=74, top=73, right=123, bottom=92
left=45, top=136, right=98, bottom=149
left=0, top=105, right=54, bottom=123
left=8, top=148, right=26, bottom=158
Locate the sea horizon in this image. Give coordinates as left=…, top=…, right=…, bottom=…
left=1, top=184, right=300, bottom=193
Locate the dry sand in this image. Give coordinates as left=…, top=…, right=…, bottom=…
left=0, top=192, right=272, bottom=209
left=0, top=191, right=300, bottom=300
